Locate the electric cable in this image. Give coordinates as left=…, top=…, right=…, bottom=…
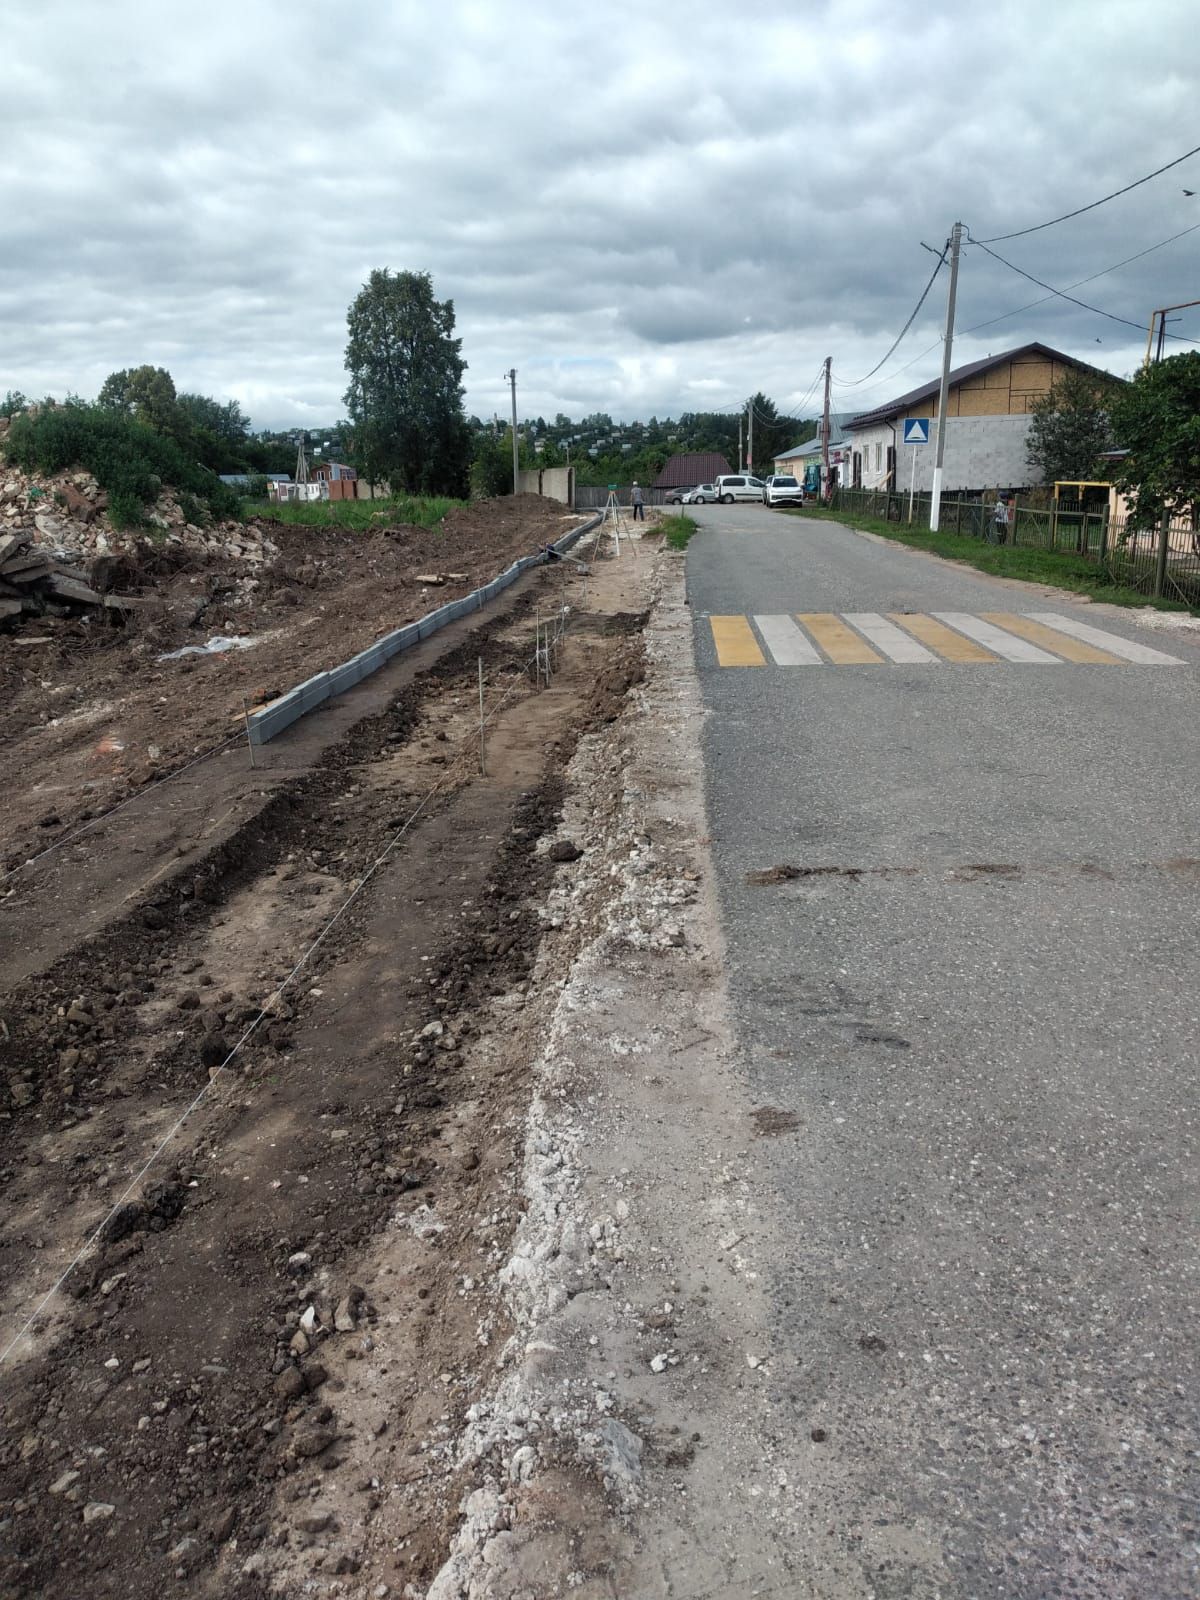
left=975, top=142, right=1200, bottom=244
left=828, top=336, right=944, bottom=400
left=963, top=221, right=1200, bottom=336
left=967, top=233, right=1200, bottom=343
left=836, top=246, right=948, bottom=386
left=829, top=218, right=1200, bottom=409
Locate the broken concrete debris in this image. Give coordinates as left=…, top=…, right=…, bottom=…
left=0, top=526, right=145, bottom=625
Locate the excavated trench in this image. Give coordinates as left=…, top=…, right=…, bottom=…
left=0, top=549, right=649, bottom=1600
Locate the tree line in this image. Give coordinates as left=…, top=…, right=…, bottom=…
left=7, top=265, right=1197, bottom=526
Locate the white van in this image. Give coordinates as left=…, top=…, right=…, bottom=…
left=714, top=475, right=765, bottom=503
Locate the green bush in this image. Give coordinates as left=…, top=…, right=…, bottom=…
left=3, top=402, right=242, bottom=522
left=108, top=490, right=146, bottom=530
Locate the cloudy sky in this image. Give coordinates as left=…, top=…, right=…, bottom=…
left=3, top=0, right=1197, bottom=433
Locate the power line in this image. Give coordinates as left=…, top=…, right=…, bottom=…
left=828, top=336, right=942, bottom=398
left=963, top=220, right=1200, bottom=336
left=837, top=246, right=948, bottom=386
left=831, top=219, right=1200, bottom=407
left=967, top=232, right=1200, bottom=342
left=975, top=142, right=1200, bottom=243
left=764, top=366, right=827, bottom=423
left=822, top=214, right=1200, bottom=419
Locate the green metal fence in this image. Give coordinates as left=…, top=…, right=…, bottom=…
left=827, top=488, right=1200, bottom=606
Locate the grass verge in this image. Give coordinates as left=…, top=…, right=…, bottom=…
left=792, top=507, right=1195, bottom=613
left=659, top=513, right=699, bottom=551
left=244, top=494, right=460, bottom=531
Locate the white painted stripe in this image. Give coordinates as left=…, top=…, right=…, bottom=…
left=933, top=612, right=1061, bottom=663
left=843, top=612, right=937, bottom=664
left=754, top=614, right=823, bottom=665
left=1026, top=612, right=1185, bottom=665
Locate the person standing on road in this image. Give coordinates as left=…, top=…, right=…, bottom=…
left=631, top=482, right=645, bottom=521
left=991, top=493, right=1011, bottom=544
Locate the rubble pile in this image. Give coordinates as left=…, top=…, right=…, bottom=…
left=0, top=526, right=155, bottom=625
left=0, top=450, right=276, bottom=572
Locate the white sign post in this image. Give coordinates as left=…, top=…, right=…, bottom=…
left=903, top=418, right=930, bottom=523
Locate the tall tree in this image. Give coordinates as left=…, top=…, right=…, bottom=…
left=1025, top=368, right=1120, bottom=487
left=97, top=365, right=187, bottom=440
left=343, top=269, right=471, bottom=495
left=746, top=393, right=806, bottom=475
left=1110, top=351, right=1200, bottom=529
left=176, top=392, right=252, bottom=472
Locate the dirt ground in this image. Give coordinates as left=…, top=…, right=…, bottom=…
left=1, top=496, right=575, bottom=864
left=0, top=512, right=661, bottom=1600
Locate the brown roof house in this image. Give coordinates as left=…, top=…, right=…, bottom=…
left=844, top=342, right=1114, bottom=495
left=653, top=451, right=733, bottom=490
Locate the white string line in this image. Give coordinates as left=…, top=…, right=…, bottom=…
left=0, top=616, right=563, bottom=1371
left=1, top=734, right=244, bottom=887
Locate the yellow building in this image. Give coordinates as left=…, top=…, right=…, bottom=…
left=846, top=342, right=1116, bottom=494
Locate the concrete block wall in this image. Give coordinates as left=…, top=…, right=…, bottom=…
left=853, top=415, right=1035, bottom=494
left=516, top=466, right=575, bottom=505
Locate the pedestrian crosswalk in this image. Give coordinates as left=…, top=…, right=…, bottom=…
left=705, top=611, right=1186, bottom=667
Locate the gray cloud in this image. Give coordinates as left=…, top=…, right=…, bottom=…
left=1, top=0, right=1197, bottom=432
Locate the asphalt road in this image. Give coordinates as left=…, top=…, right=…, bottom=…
left=688, top=504, right=1200, bottom=1599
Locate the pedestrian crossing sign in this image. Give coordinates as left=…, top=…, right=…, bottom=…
left=903, top=418, right=930, bottom=445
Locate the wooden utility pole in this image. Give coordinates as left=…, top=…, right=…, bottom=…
left=821, top=357, right=831, bottom=500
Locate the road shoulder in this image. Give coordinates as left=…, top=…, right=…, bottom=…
left=424, top=550, right=817, bottom=1598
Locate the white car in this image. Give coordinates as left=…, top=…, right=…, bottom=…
left=762, top=475, right=805, bottom=507
left=682, top=483, right=716, bottom=504
left=714, top=474, right=766, bottom=503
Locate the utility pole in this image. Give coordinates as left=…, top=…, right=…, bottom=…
left=504, top=369, right=519, bottom=496
left=738, top=412, right=743, bottom=472
left=748, top=398, right=754, bottom=474
left=930, top=222, right=962, bottom=533
left=820, top=357, right=831, bottom=500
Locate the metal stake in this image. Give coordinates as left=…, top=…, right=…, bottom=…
left=241, top=696, right=257, bottom=768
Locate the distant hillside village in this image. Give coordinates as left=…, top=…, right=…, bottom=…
left=250, top=339, right=1123, bottom=507
left=5, top=336, right=1132, bottom=512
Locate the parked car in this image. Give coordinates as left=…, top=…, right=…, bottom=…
left=663, top=486, right=690, bottom=504
left=762, top=475, right=805, bottom=507
left=683, top=483, right=716, bottom=504
left=714, top=475, right=766, bottom=503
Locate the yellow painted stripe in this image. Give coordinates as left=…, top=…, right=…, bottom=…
left=709, top=615, right=766, bottom=666
left=797, top=613, right=883, bottom=664
left=888, top=612, right=999, bottom=663
left=980, top=612, right=1125, bottom=664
